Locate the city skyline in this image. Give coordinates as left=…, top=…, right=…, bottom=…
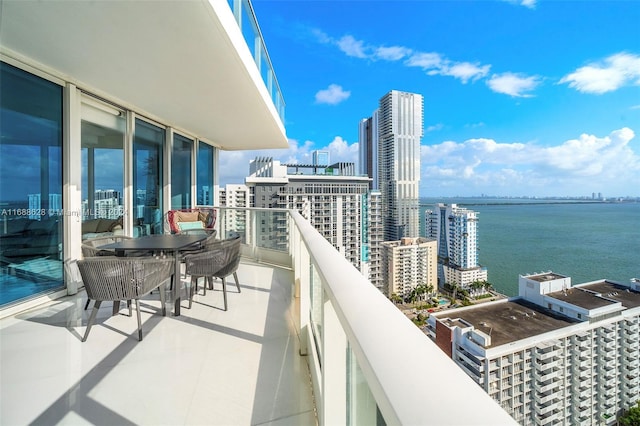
left=219, top=0, right=640, bottom=197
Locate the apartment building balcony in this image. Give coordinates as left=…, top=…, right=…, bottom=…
left=577, top=397, right=593, bottom=409
left=535, top=358, right=560, bottom=371
left=534, top=379, right=560, bottom=394
left=536, top=409, right=560, bottom=425
left=625, top=340, right=639, bottom=350
left=598, top=340, right=617, bottom=351
left=575, top=387, right=592, bottom=399
left=573, top=416, right=592, bottom=426
left=535, top=390, right=561, bottom=405
left=535, top=398, right=562, bottom=416
left=0, top=208, right=515, bottom=425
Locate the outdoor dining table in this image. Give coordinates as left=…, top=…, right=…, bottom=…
left=98, top=233, right=208, bottom=316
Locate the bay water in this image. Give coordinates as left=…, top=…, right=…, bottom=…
left=419, top=198, right=640, bottom=296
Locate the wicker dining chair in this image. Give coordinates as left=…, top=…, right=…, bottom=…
left=77, top=256, right=174, bottom=342
left=81, top=235, right=153, bottom=311
left=183, top=235, right=241, bottom=311
left=81, top=235, right=133, bottom=257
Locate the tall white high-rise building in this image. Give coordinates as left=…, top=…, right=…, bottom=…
left=246, top=157, right=371, bottom=269
left=381, top=237, right=437, bottom=299
left=218, top=183, right=250, bottom=240
left=359, top=111, right=379, bottom=190
left=428, top=272, right=640, bottom=425
left=426, top=203, right=487, bottom=289
left=377, top=90, right=423, bottom=241
left=359, top=90, right=423, bottom=241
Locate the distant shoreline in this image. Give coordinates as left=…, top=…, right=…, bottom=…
left=419, top=199, right=638, bottom=207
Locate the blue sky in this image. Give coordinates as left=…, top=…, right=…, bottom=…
left=219, top=0, right=640, bottom=198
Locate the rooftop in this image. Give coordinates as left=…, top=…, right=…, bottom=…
left=577, top=280, right=640, bottom=309
left=526, top=272, right=567, bottom=282
left=0, top=260, right=316, bottom=425
left=435, top=299, right=577, bottom=348
left=546, top=286, right=616, bottom=310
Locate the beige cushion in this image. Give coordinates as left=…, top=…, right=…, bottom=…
left=174, top=211, right=200, bottom=224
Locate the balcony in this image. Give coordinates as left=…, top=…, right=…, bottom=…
left=0, top=0, right=287, bottom=150
left=0, top=208, right=515, bottom=425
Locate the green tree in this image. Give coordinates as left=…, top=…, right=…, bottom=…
left=619, top=401, right=640, bottom=426
left=390, top=293, right=402, bottom=305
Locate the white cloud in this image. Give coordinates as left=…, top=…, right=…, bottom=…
left=315, top=84, right=351, bottom=105
left=441, top=62, right=491, bottom=83
left=407, top=52, right=491, bottom=83
left=502, top=0, right=537, bottom=8
left=311, top=28, right=332, bottom=44
left=560, top=52, right=640, bottom=94
left=487, top=72, right=541, bottom=97
left=336, top=35, right=368, bottom=58
left=375, top=45, right=413, bottom=61
left=426, top=123, right=444, bottom=132
left=311, top=27, right=547, bottom=95
left=421, top=128, right=639, bottom=196
left=631, top=105, right=640, bottom=110
left=405, top=52, right=445, bottom=70
left=219, top=129, right=639, bottom=196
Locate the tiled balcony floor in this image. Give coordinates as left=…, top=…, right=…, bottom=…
left=0, top=260, right=316, bottom=426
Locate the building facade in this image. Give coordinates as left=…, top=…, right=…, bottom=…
left=246, top=157, right=371, bottom=269
left=0, top=0, right=286, bottom=314
left=425, top=203, right=488, bottom=289
left=218, top=184, right=250, bottom=240
left=381, top=237, right=437, bottom=299
left=358, top=112, right=379, bottom=190
left=377, top=90, right=423, bottom=241
left=360, top=91, right=422, bottom=241
left=428, top=272, right=640, bottom=425
left=365, top=191, right=384, bottom=292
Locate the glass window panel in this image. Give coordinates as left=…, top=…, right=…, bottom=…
left=134, top=119, right=164, bottom=235
left=81, top=98, right=125, bottom=238
left=171, top=133, right=192, bottom=209
left=310, top=263, right=323, bottom=366
left=0, top=61, right=64, bottom=306
left=347, top=344, right=387, bottom=426
left=197, top=143, right=214, bottom=206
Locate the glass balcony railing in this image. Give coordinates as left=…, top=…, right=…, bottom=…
left=226, top=0, right=285, bottom=123
left=214, top=206, right=516, bottom=425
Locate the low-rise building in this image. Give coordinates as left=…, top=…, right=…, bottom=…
left=428, top=272, right=640, bottom=425
left=381, top=237, right=437, bottom=299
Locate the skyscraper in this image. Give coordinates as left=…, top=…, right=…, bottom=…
left=246, top=157, right=371, bottom=269
left=425, top=203, right=488, bottom=289
left=369, top=90, right=423, bottom=241
left=358, top=111, right=379, bottom=190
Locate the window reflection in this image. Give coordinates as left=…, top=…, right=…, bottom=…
left=171, top=134, right=192, bottom=209
left=197, top=143, right=214, bottom=206
left=0, top=61, right=63, bottom=306
left=134, top=119, right=164, bottom=235
left=81, top=98, right=125, bottom=239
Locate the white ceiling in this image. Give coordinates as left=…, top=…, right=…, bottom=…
left=0, top=0, right=288, bottom=151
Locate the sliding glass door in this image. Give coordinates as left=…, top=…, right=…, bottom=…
left=81, top=97, right=125, bottom=239
left=0, top=61, right=63, bottom=307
